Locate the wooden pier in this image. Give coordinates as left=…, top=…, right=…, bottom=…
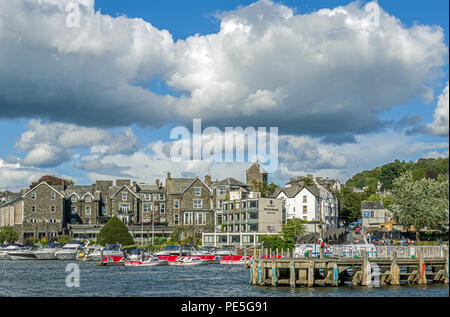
left=250, top=249, right=449, bottom=288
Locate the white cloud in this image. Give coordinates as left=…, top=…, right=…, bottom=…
left=423, top=83, right=449, bottom=137
left=0, top=0, right=447, bottom=139
left=0, top=158, right=46, bottom=191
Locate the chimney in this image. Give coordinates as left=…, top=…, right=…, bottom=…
left=205, top=175, right=211, bottom=187
left=156, top=179, right=160, bottom=189
left=132, top=181, right=137, bottom=192
left=167, top=172, right=171, bottom=181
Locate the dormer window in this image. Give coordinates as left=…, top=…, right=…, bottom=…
left=85, top=195, right=91, bottom=202
left=71, top=196, right=77, bottom=202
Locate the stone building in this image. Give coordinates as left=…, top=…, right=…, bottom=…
left=246, top=162, right=268, bottom=190
left=22, top=182, right=66, bottom=239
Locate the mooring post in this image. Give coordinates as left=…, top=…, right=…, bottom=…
left=271, top=260, right=277, bottom=287
left=333, top=261, right=339, bottom=287
left=361, top=250, right=369, bottom=286
left=444, top=249, right=449, bottom=284
left=390, top=250, right=400, bottom=286
left=307, top=260, right=315, bottom=287
left=257, top=259, right=263, bottom=285
left=418, top=250, right=427, bottom=285
left=290, top=260, right=296, bottom=288
left=100, top=249, right=103, bottom=264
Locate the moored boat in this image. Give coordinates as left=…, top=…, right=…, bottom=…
left=124, top=256, right=168, bottom=267
left=0, top=245, right=21, bottom=260
left=220, top=255, right=254, bottom=265
left=87, top=244, right=124, bottom=261
left=34, top=243, right=62, bottom=260
left=8, top=246, right=38, bottom=260
left=55, top=241, right=84, bottom=260
left=168, top=256, right=208, bottom=266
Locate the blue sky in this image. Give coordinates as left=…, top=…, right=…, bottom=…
left=0, top=0, right=448, bottom=190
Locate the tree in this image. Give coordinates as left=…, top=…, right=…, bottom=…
left=365, top=194, right=381, bottom=202
left=389, top=171, right=449, bottom=241
left=259, top=235, right=288, bottom=250
left=252, top=181, right=279, bottom=197
left=0, top=226, right=19, bottom=244
left=336, top=186, right=363, bottom=223
left=30, top=175, right=74, bottom=189
left=281, top=218, right=306, bottom=248
left=97, top=216, right=134, bottom=246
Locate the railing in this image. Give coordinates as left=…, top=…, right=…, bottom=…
left=294, top=244, right=449, bottom=259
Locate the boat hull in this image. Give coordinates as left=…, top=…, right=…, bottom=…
left=8, top=252, right=37, bottom=260
left=55, top=252, right=78, bottom=260
left=125, top=260, right=168, bottom=267
left=34, top=251, right=58, bottom=260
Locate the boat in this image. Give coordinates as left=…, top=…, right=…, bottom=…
left=0, top=245, right=21, bottom=260
left=220, top=255, right=254, bottom=265
left=34, top=243, right=62, bottom=260
left=168, top=256, right=208, bottom=266
left=216, top=245, right=237, bottom=256
left=87, top=244, right=125, bottom=261
left=8, top=246, right=38, bottom=260
left=55, top=241, right=84, bottom=260
left=154, top=245, right=195, bottom=256
left=97, top=255, right=125, bottom=266
left=124, top=256, right=168, bottom=267
left=191, top=246, right=217, bottom=256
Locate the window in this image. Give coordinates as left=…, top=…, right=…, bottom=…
left=303, top=195, right=307, bottom=203
left=204, top=235, right=214, bottom=243
left=193, top=199, right=202, bottom=209
left=153, top=194, right=158, bottom=201
left=194, top=187, right=201, bottom=196
left=31, top=205, right=36, bottom=212
left=217, top=200, right=223, bottom=209
left=159, top=194, right=164, bottom=201
left=71, top=195, right=77, bottom=202
left=174, top=214, right=179, bottom=224
left=101, top=206, right=107, bottom=216
left=174, top=200, right=179, bottom=209
left=102, top=197, right=107, bottom=203
left=249, top=200, right=258, bottom=209
left=303, top=206, right=307, bottom=214
left=160, top=203, right=166, bottom=214
left=218, top=186, right=226, bottom=195
left=143, top=204, right=152, bottom=213
left=145, top=194, right=151, bottom=201
left=242, top=201, right=246, bottom=209
left=71, top=207, right=77, bottom=215
left=184, top=212, right=193, bottom=225
left=241, top=213, right=246, bottom=220
left=196, top=212, right=206, bottom=225
left=31, top=193, right=36, bottom=200
left=122, top=192, right=127, bottom=201
left=235, top=225, right=239, bottom=232
left=85, top=206, right=91, bottom=214
left=119, top=203, right=130, bottom=213
left=30, top=219, right=37, bottom=223
left=85, top=195, right=91, bottom=202
left=236, top=202, right=240, bottom=210
left=50, top=206, right=55, bottom=213
left=235, top=214, right=240, bottom=221
left=229, top=214, right=233, bottom=221
left=51, top=193, right=55, bottom=200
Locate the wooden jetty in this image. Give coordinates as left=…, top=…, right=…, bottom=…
left=250, top=248, right=449, bottom=288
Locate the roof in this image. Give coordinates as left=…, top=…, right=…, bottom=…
left=248, top=162, right=267, bottom=174
left=275, top=186, right=320, bottom=198
left=166, top=178, right=196, bottom=194
left=361, top=201, right=385, bottom=210
left=65, top=185, right=97, bottom=199
left=212, top=177, right=249, bottom=188
left=23, top=182, right=65, bottom=198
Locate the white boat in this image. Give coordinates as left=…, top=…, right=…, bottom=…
left=168, top=256, right=208, bottom=266
left=216, top=245, right=237, bottom=256
left=8, top=246, right=38, bottom=260
left=34, top=243, right=62, bottom=260
left=87, top=244, right=124, bottom=261
left=0, top=245, right=20, bottom=260
left=124, top=256, right=168, bottom=267
left=55, top=241, right=84, bottom=260
left=191, top=246, right=217, bottom=256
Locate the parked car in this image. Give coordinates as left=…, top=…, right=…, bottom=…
left=348, top=222, right=358, bottom=230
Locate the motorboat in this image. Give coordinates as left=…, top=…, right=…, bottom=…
left=192, top=246, right=217, bottom=256
left=8, top=246, right=38, bottom=260
left=216, top=245, right=237, bottom=256
left=0, top=245, right=21, bottom=260
left=168, top=256, right=208, bottom=266
left=34, top=243, right=62, bottom=260
left=124, top=256, right=168, bottom=267
left=220, top=255, right=254, bottom=265
left=55, top=241, right=84, bottom=260
left=87, top=244, right=124, bottom=261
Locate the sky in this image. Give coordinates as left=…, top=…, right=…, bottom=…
left=0, top=0, right=448, bottom=191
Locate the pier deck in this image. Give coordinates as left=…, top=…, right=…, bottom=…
left=250, top=249, right=449, bottom=288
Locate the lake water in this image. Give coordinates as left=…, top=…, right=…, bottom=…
left=0, top=260, right=448, bottom=297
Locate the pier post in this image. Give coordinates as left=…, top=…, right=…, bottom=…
left=290, top=261, right=296, bottom=288
left=418, top=250, right=427, bottom=285
left=333, top=261, right=339, bottom=287
left=100, top=249, right=103, bottom=264
left=390, top=250, right=400, bottom=286
left=271, top=260, right=277, bottom=287
left=257, top=260, right=263, bottom=285
left=307, top=260, right=315, bottom=287
left=361, top=250, right=369, bottom=286
left=445, top=249, right=449, bottom=284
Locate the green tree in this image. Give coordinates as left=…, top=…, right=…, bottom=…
left=259, top=235, right=288, bottom=250
left=97, top=216, right=134, bottom=246
left=336, top=186, right=363, bottom=223
left=57, top=235, right=70, bottom=245
left=0, top=226, right=19, bottom=244
left=281, top=218, right=306, bottom=248
left=252, top=181, right=279, bottom=197
left=365, top=194, right=381, bottom=202
left=389, top=171, right=449, bottom=241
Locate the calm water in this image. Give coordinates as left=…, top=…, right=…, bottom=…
left=0, top=260, right=448, bottom=297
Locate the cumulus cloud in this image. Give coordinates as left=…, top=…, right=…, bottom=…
left=16, top=120, right=140, bottom=167
left=412, top=83, right=449, bottom=137
left=0, top=0, right=447, bottom=140
left=0, top=158, right=46, bottom=191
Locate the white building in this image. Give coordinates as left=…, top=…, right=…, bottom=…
left=274, top=185, right=338, bottom=231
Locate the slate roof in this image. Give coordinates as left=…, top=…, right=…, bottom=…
left=166, top=178, right=196, bottom=194
left=274, top=186, right=319, bottom=198
left=361, top=201, right=385, bottom=210
left=212, top=177, right=249, bottom=188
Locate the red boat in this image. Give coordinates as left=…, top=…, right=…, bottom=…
left=98, top=255, right=125, bottom=266
left=220, top=255, right=254, bottom=265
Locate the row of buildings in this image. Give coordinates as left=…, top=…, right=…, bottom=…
left=0, top=163, right=341, bottom=248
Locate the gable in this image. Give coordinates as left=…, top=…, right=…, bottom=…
left=23, top=182, right=64, bottom=198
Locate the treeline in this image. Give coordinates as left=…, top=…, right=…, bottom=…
left=345, top=157, right=449, bottom=191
